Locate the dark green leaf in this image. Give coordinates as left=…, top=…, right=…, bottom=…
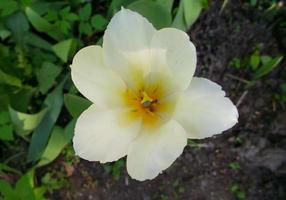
left=25, top=7, right=64, bottom=41
left=254, top=56, right=283, bottom=79
left=64, top=94, right=91, bottom=118
left=79, top=22, right=92, bottom=35
left=0, top=69, right=22, bottom=87
left=0, top=0, right=18, bottom=17
left=0, top=180, right=17, bottom=200
left=25, top=32, right=52, bottom=51
left=79, top=3, right=92, bottom=21
left=27, top=77, right=67, bottom=162
left=36, top=62, right=62, bottom=94
left=6, top=11, right=29, bottom=43
left=127, top=0, right=172, bottom=29
left=64, top=119, right=76, bottom=142
left=0, top=124, right=13, bottom=141
left=91, top=14, right=108, bottom=31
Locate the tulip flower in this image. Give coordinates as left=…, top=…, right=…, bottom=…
left=71, top=8, right=238, bottom=181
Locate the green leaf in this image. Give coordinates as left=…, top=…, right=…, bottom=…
left=27, top=77, right=67, bottom=162
left=36, top=62, right=61, bottom=94
left=6, top=11, right=29, bottom=43
left=172, top=0, right=205, bottom=30
left=37, top=126, right=68, bottom=167
left=0, top=124, right=13, bottom=141
left=64, top=119, right=76, bottom=142
left=127, top=0, right=172, bottom=29
left=25, top=7, right=54, bottom=32
left=0, top=29, right=11, bottom=40
left=250, top=52, right=260, bottom=71
left=0, top=69, right=22, bottom=87
left=52, top=39, right=73, bottom=62
left=25, top=32, right=52, bottom=51
left=183, top=0, right=203, bottom=28
left=64, top=94, right=92, bottom=118
left=9, top=107, right=47, bottom=136
left=9, top=87, right=35, bottom=112
left=79, top=3, right=92, bottom=21
left=0, top=111, right=11, bottom=125
left=254, top=56, right=283, bottom=79
left=155, top=0, right=174, bottom=13
left=0, top=0, right=18, bottom=17
left=15, top=170, right=40, bottom=200
left=79, top=22, right=92, bottom=35
left=25, top=7, right=64, bottom=41
left=0, top=180, right=17, bottom=200
left=91, top=14, right=108, bottom=31
left=108, top=0, right=135, bottom=17
left=172, top=1, right=186, bottom=30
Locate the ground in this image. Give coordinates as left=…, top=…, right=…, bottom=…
left=44, top=1, right=286, bottom=200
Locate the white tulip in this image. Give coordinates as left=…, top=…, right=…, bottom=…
left=71, top=8, right=238, bottom=181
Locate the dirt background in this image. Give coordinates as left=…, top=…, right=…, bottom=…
left=46, top=1, right=286, bottom=200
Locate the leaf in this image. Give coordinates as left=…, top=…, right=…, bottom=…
left=0, top=69, right=22, bottom=87
left=25, top=7, right=64, bottom=41
left=0, top=29, right=11, bottom=40
left=36, top=62, right=61, bottom=94
left=27, top=77, right=67, bottom=162
left=254, top=56, right=283, bottom=79
left=64, top=119, right=76, bottom=142
left=52, top=39, right=73, bottom=62
left=6, top=11, right=29, bottom=43
left=91, top=14, right=108, bottom=31
left=9, top=87, right=35, bottom=112
left=79, top=3, right=92, bottom=21
left=0, top=0, right=18, bottom=17
left=127, top=0, right=172, bottom=29
left=172, top=0, right=205, bottom=30
left=15, top=170, right=39, bottom=200
left=37, top=126, right=67, bottom=167
left=79, top=22, right=92, bottom=35
left=0, top=180, right=17, bottom=200
left=64, top=94, right=92, bottom=118
left=107, top=0, right=135, bottom=17
left=8, top=106, right=47, bottom=136
left=0, top=111, right=10, bottom=125
left=172, top=1, right=186, bottom=30
left=183, top=0, right=203, bottom=28
left=25, top=32, right=52, bottom=51
left=155, top=0, right=174, bottom=13
left=25, top=7, right=54, bottom=32
left=0, top=124, right=13, bottom=141
left=250, top=52, right=260, bottom=71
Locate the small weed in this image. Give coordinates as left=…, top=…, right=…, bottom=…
left=230, top=184, right=246, bottom=200
left=228, top=162, right=241, bottom=170
left=103, top=159, right=124, bottom=181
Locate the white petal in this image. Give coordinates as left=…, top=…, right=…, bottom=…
left=150, top=28, right=197, bottom=90
left=73, top=104, right=141, bottom=163
left=127, top=120, right=187, bottom=181
left=103, top=8, right=156, bottom=87
left=71, top=45, right=126, bottom=108
left=173, top=77, right=238, bottom=139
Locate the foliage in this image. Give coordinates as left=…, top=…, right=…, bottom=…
left=0, top=0, right=207, bottom=197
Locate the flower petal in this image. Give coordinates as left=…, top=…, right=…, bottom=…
left=127, top=120, right=187, bottom=181
left=73, top=104, right=141, bottom=163
left=71, top=45, right=126, bottom=108
left=150, top=28, right=197, bottom=90
left=103, top=8, right=156, bottom=88
left=173, top=77, right=238, bottom=139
